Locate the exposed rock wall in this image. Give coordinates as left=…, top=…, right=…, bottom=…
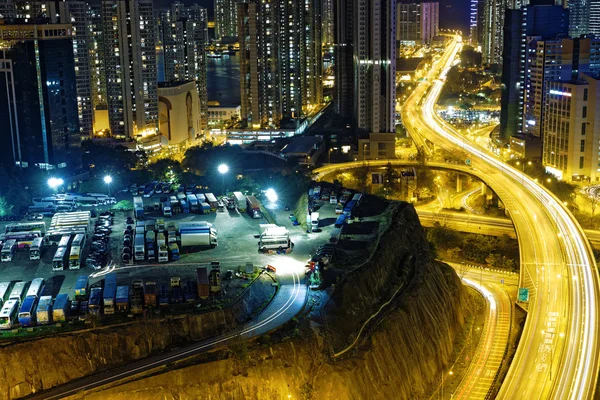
left=0, top=276, right=274, bottom=400
left=76, top=203, right=473, bottom=400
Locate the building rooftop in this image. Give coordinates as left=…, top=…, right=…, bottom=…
left=281, top=136, right=323, bottom=155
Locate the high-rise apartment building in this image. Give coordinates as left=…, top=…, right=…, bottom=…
left=470, top=0, right=485, bottom=46
left=160, top=2, right=208, bottom=129
left=87, top=4, right=106, bottom=110
left=322, top=0, right=334, bottom=45
left=215, top=0, right=237, bottom=39
left=101, top=0, right=157, bottom=138
left=543, top=73, right=600, bottom=181
left=238, top=0, right=322, bottom=128
left=0, top=23, right=81, bottom=169
left=499, top=2, right=570, bottom=141
left=11, top=0, right=92, bottom=138
left=482, top=0, right=509, bottom=64
left=396, top=2, right=439, bottom=46
left=334, top=0, right=396, bottom=134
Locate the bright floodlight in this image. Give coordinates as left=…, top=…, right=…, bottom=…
left=103, top=175, right=113, bottom=184
left=265, top=188, right=278, bottom=203
left=218, top=164, right=229, bottom=174
left=48, top=177, right=64, bottom=188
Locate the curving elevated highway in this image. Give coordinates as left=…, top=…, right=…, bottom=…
left=402, top=35, right=600, bottom=399
left=315, top=35, right=600, bottom=400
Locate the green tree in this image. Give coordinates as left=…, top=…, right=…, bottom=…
left=148, top=159, right=183, bottom=181
left=0, top=197, right=14, bottom=217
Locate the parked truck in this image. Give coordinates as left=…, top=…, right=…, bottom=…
left=233, top=192, right=246, bottom=212
left=144, top=282, right=157, bottom=307
left=133, top=196, right=144, bottom=220
left=103, top=272, right=117, bottom=315
left=131, top=280, right=144, bottom=314
left=134, top=234, right=145, bottom=261
left=161, top=199, right=172, bottom=217
left=311, top=212, right=320, bottom=232
left=88, top=287, right=103, bottom=315
left=200, top=202, right=211, bottom=214
left=146, top=231, right=156, bottom=261
left=196, top=267, right=209, bottom=299
left=157, top=232, right=166, bottom=247
left=158, top=284, right=170, bottom=306
left=169, top=243, right=180, bottom=260
left=116, top=285, right=129, bottom=312
left=74, top=275, right=89, bottom=300
left=187, top=194, right=199, bottom=212
left=178, top=221, right=217, bottom=248
left=184, top=281, right=196, bottom=302
left=205, top=193, right=218, bottom=211
left=246, top=195, right=261, bottom=219
left=52, top=293, right=69, bottom=322
left=36, top=296, right=53, bottom=324
left=158, top=245, right=169, bottom=262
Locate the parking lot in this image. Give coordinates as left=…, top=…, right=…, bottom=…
left=0, top=181, right=388, bottom=332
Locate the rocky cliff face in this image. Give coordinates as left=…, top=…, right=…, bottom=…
left=0, top=276, right=274, bottom=400
left=74, top=202, right=473, bottom=400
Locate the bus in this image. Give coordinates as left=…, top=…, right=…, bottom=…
left=258, top=227, right=291, bottom=251
left=18, top=295, right=38, bottom=327
left=75, top=197, right=99, bottom=207
left=69, top=234, right=86, bottom=270
left=45, top=228, right=86, bottom=246
left=8, top=281, right=27, bottom=302
left=0, top=282, right=12, bottom=307
left=29, top=237, right=43, bottom=260
left=52, top=247, right=69, bottom=271
left=0, top=299, right=19, bottom=329
left=26, top=278, right=44, bottom=298
left=5, top=222, right=46, bottom=236
left=57, top=235, right=72, bottom=249
left=1, top=239, right=17, bottom=262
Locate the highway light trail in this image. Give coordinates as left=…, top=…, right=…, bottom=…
left=416, top=36, right=600, bottom=399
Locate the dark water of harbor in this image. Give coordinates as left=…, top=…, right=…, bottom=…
left=206, top=53, right=240, bottom=106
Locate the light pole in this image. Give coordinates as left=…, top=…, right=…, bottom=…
left=363, top=144, right=367, bottom=161
left=441, top=370, right=453, bottom=399
left=104, top=175, right=113, bottom=197
left=218, top=164, right=228, bottom=195
left=329, top=148, right=334, bottom=164
left=47, top=177, right=64, bottom=193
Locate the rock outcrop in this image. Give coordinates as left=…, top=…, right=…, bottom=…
left=0, top=276, right=274, bottom=400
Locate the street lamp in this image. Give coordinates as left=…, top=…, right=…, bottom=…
left=265, top=188, right=278, bottom=203
left=441, top=370, right=453, bottom=399
left=103, top=175, right=113, bottom=197
left=218, top=164, right=228, bottom=195
left=47, top=177, right=64, bottom=192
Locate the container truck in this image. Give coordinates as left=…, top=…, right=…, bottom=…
left=52, top=293, right=69, bottom=322
left=158, top=245, right=169, bottom=262
left=134, top=234, right=145, bottom=261
left=334, top=214, right=347, bottom=228
left=169, top=243, right=180, bottom=260
left=311, top=212, right=320, bottom=232
left=158, top=284, right=170, bottom=306
left=146, top=231, right=156, bottom=261
left=131, top=280, right=144, bottom=314
left=343, top=200, right=357, bottom=217
left=157, top=232, right=166, bottom=247
left=205, top=193, right=218, bottom=210
left=144, top=282, right=157, bottom=307
left=187, top=194, right=199, bottom=212
left=184, top=281, right=196, bottom=302
left=196, top=267, right=209, bottom=299
left=133, top=196, right=144, bottom=219
left=246, top=196, right=261, bottom=219
left=113, top=286, right=127, bottom=312
left=167, top=226, right=178, bottom=244
left=18, top=296, right=38, bottom=327
left=195, top=193, right=206, bottom=204
left=178, top=222, right=217, bottom=248
left=103, top=273, right=117, bottom=315
left=36, top=296, right=53, bottom=324
left=156, top=219, right=166, bottom=231
left=233, top=192, right=246, bottom=212
left=74, top=276, right=89, bottom=300
left=200, top=202, right=211, bottom=214
left=88, top=287, right=102, bottom=315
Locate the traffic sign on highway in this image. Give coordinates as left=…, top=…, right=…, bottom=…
left=518, top=288, right=529, bottom=302
left=465, top=159, right=471, bottom=165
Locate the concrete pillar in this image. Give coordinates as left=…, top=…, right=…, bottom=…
left=456, top=175, right=463, bottom=192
